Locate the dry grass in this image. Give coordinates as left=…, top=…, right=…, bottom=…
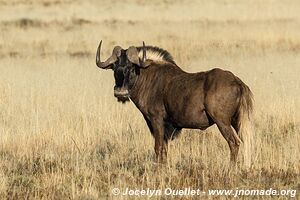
left=0, top=0, right=299, bottom=199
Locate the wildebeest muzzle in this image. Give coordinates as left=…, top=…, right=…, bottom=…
left=114, top=86, right=130, bottom=103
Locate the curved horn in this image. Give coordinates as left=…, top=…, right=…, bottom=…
left=139, top=41, right=152, bottom=68
left=142, top=41, right=146, bottom=63
left=96, top=41, right=122, bottom=69
left=126, top=46, right=140, bottom=66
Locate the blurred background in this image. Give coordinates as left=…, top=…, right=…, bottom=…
left=0, top=0, right=299, bottom=199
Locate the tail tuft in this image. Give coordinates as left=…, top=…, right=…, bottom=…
left=237, top=83, right=254, bottom=168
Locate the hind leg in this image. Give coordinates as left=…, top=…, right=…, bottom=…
left=231, top=116, right=240, bottom=137
left=215, top=122, right=241, bottom=163
left=205, top=109, right=241, bottom=163
left=206, top=109, right=241, bottom=164
left=205, top=83, right=242, bottom=164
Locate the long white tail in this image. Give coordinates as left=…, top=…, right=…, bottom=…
left=237, top=83, right=254, bottom=168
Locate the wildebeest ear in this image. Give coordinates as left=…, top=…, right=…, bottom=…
left=126, top=46, right=140, bottom=66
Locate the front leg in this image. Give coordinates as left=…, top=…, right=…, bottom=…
left=151, top=117, right=168, bottom=163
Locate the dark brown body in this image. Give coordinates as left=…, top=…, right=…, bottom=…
left=130, top=62, right=253, bottom=164
left=96, top=42, right=253, bottom=166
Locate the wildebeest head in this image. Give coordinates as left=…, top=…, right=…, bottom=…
left=96, top=41, right=151, bottom=103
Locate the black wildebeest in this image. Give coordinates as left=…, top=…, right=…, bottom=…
left=96, top=41, right=254, bottom=166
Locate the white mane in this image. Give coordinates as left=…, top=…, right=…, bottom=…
left=136, top=46, right=176, bottom=64
left=138, top=49, right=166, bottom=62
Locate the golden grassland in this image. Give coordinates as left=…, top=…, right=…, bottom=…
left=0, top=0, right=299, bottom=199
